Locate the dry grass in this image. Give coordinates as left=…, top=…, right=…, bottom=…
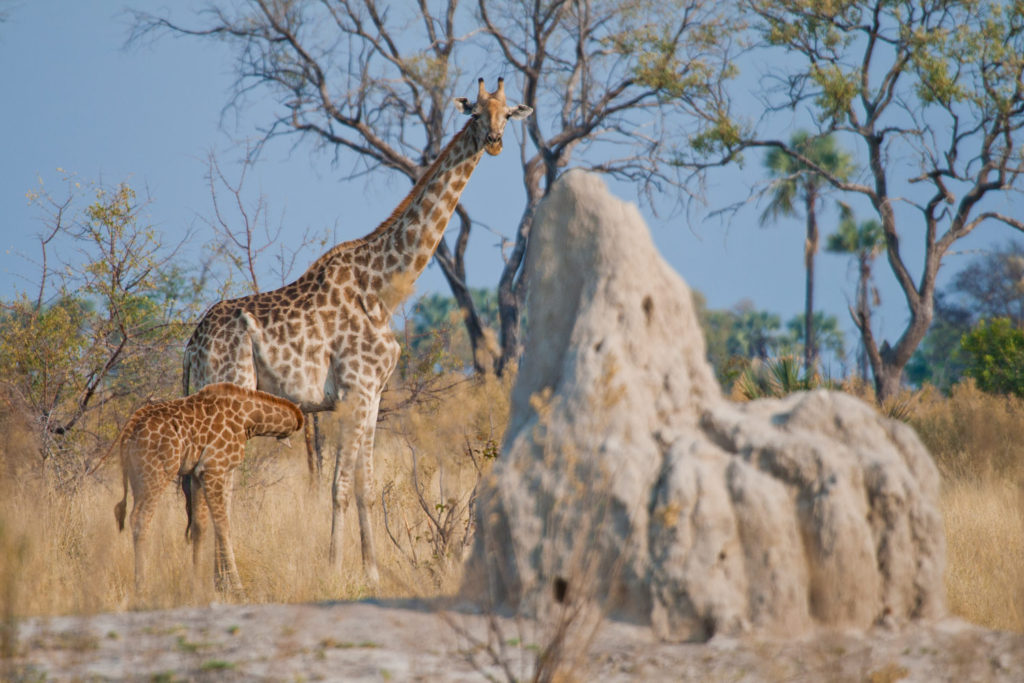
left=909, top=380, right=1024, bottom=483
left=941, top=479, right=1024, bottom=632
left=3, top=372, right=1024, bottom=647
left=907, top=379, right=1024, bottom=633
left=0, top=372, right=510, bottom=619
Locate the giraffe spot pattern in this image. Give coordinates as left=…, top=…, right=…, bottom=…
left=179, top=80, right=524, bottom=583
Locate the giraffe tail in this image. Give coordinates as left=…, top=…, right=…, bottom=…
left=182, top=473, right=195, bottom=542
left=114, top=459, right=128, bottom=532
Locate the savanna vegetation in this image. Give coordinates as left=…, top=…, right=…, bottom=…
left=3, top=3, right=1024, bottom=668
left=1, top=176, right=1022, bottom=639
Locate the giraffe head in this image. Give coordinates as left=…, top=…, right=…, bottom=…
left=454, top=77, right=533, bottom=156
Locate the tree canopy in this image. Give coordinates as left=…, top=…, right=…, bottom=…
left=132, top=0, right=741, bottom=374
left=685, top=0, right=1024, bottom=401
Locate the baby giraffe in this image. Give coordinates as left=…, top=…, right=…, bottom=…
left=113, top=382, right=303, bottom=593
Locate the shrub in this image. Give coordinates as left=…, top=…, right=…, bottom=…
left=960, top=317, right=1024, bottom=396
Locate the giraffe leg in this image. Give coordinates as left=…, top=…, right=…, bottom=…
left=328, top=434, right=359, bottom=572
left=129, top=485, right=164, bottom=594
left=201, top=468, right=244, bottom=595
left=354, top=394, right=383, bottom=585
left=328, top=393, right=370, bottom=575
left=303, top=414, right=319, bottom=485
left=313, top=414, right=324, bottom=475
left=186, top=472, right=211, bottom=576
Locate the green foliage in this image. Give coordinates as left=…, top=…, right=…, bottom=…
left=781, top=312, right=846, bottom=363
left=734, top=355, right=833, bottom=401
left=909, top=244, right=1024, bottom=391
left=960, top=318, right=1024, bottom=397
left=825, top=214, right=883, bottom=257
left=0, top=180, right=202, bottom=478
left=403, top=289, right=500, bottom=374
left=694, top=292, right=846, bottom=389
left=906, top=294, right=972, bottom=391
left=761, top=131, right=854, bottom=224
left=609, top=0, right=741, bottom=99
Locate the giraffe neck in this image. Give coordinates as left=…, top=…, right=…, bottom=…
left=351, top=119, right=485, bottom=308
left=246, top=394, right=304, bottom=438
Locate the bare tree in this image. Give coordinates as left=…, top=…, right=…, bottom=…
left=130, top=0, right=740, bottom=373
left=203, top=150, right=332, bottom=295
left=131, top=0, right=500, bottom=372
left=686, top=0, right=1024, bottom=402
left=202, top=150, right=333, bottom=477
left=478, top=0, right=741, bottom=371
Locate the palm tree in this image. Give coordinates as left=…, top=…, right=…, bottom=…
left=826, top=211, right=884, bottom=381
left=761, top=132, right=854, bottom=373
left=783, top=311, right=847, bottom=372
left=728, top=304, right=782, bottom=361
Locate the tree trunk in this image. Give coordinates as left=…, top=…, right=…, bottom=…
left=434, top=212, right=499, bottom=374
left=862, top=298, right=933, bottom=404
left=495, top=206, right=535, bottom=375
left=803, top=191, right=818, bottom=372
left=856, top=255, right=871, bottom=382
left=874, top=362, right=904, bottom=404
left=495, top=156, right=549, bottom=376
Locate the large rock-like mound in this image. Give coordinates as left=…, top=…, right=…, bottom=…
left=462, top=170, right=945, bottom=641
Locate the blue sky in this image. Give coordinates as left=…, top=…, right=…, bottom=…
left=2, top=2, right=1018, bottom=372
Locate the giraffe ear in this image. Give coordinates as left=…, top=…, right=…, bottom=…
left=453, top=97, right=475, bottom=115
left=507, top=104, right=533, bottom=120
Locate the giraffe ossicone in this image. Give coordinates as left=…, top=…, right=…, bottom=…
left=113, top=382, right=303, bottom=594
left=182, top=78, right=533, bottom=583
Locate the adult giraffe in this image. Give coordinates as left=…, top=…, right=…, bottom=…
left=183, top=78, right=532, bottom=583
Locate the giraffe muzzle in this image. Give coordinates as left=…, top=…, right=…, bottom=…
left=485, top=133, right=503, bottom=155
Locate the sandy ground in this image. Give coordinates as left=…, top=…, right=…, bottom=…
left=5, top=599, right=1024, bottom=682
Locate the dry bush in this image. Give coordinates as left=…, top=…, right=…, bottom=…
left=376, top=372, right=511, bottom=594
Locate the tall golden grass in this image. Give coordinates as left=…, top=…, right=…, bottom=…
left=0, top=372, right=509, bottom=618
left=908, top=380, right=1024, bottom=633
left=1, top=374, right=1022, bottom=638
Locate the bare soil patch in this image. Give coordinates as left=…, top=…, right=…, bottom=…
left=6, top=600, right=1023, bottom=681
